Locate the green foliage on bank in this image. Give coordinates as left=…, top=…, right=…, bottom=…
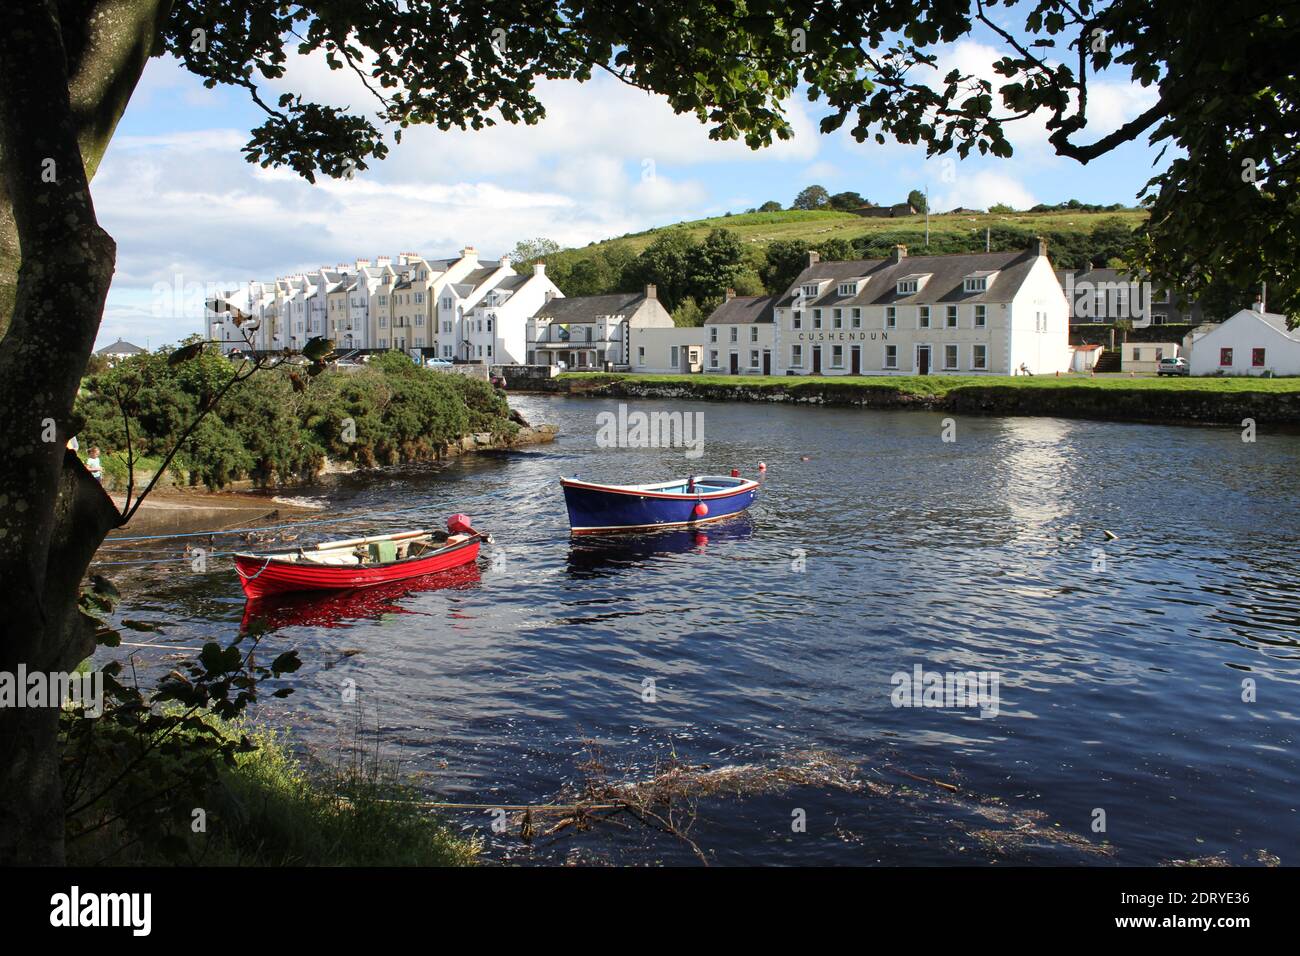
left=560, top=371, right=1300, bottom=395
left=74, top=346, right=516, bottom=489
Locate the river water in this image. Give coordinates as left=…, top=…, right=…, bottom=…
left=99, top=395, right=1300, bottom=865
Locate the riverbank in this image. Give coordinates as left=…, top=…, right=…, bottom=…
left=543, top=373, right=1300, bottom=426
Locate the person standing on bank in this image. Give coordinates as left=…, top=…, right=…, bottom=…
left=86, top=446, right=103, bottom=482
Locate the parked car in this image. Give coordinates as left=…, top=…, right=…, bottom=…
left=1157, top=357, right=1189, bottom=376
left=424, top=358, right=452, bottom=368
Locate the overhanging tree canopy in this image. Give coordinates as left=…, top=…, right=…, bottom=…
left=1, top=0, right=1296, bottom=865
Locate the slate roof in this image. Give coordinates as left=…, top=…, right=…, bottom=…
left=535, top=293, right=645, bottom=323
left=776, top=248, right=1040, bottom=310
left=704, top=294, right=776, bottom=325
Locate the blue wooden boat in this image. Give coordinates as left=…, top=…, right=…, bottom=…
left=560, top=474, right=759, bottom=534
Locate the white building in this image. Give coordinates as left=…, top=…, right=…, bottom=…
left=1188, top=305, right=1300, bottom=376
left=528, top=285, right=673, bottom=369
left=771, top=239, right=1069, bottom=376
left=632, top=326, right=707, bottom=373
left=703, top=292, right=776, bottom=374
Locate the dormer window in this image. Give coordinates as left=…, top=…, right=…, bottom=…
left=837, top=282, right=858, bottom=296
left=896, top=279, right=918, bottom=295
left=801, top=283, right=819, bottom=299
left=963, top=271, right=995, bottom=293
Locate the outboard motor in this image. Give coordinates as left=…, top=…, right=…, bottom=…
left=447, top=513, right=474, bottom=535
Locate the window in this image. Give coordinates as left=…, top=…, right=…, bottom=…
left=487, top=318, right=493, bottom=332
left=1133, top=347, right=1142, bottom=361
left=670, top=346, right=679, bottom=366
left=638, top=346, right=645, bottom=364
left=380, top=338, right=388, bottom=348
left=813, top=309, right=823, bottom=329
left=415, top=292, right=424, bottom=303
left=851, top=308, right=862, bottom=329
left=730, top=327, right=738, bottom=343
left=897, top=279, right=918, bottom=295
left=750, top=326, right=758, bottom=342
left=709, top=350, right=719, bottom=368
left=831, top=345, right=844, bottom=367
left=442, top=297, right=452, bottom=309
left=415, top=315, right=424, bottom=326
left=1252, top=347, right=1266, bottom=367
left=972, top=344, right=987, bottom=370
left=885, top=307, right=896, bottom=329
left=918, top=306, right=930, bottom=329
left=750, top=349, right=759, bottom=368
left=944, top=344, right=958, bottom=370
left=378, top=295, right=388, bottom=305
left=414, top=337, right=424, bottom=347
left=1219, top=347, right=1233, bottom=366
left=710, top=328, right=718, bottom=343
left=963, top=276, right=987, bottom=293
left=838, top=282, right=857, bottom=296
left=945, top=306, right=958, bottom=328
left=442, top=321, right=452, bottom=333
left=884, top=345, right=898, bottom=369
left=833, top=308, right=843, bottom=329
left=379, top=317, right=388, bottom=327
left=801, top=283, right=819, bottom=298
left=791, top=344, right=803, bottom=367
left=487, top=345, right=493, bottom=357
left=792, top=311, right=803, bottom=330
left=974, top=305, right=986, bottom=328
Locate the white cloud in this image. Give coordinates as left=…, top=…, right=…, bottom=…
left=931, top=170, right=1037, bottom=212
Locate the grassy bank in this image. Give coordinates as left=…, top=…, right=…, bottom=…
left=66, top=720, right=477, bottom=866
left=554, top=372, right=1300, bottom=425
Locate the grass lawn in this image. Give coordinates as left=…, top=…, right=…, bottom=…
left=559, top=371, right=1300, bottom=397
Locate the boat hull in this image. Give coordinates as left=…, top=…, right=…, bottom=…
left=561, top=476, right=758, bottom=534
left=234, top=535, right=481, bottom=598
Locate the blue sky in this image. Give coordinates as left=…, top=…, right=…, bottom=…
left=94, top=27, right=1166, bottom=349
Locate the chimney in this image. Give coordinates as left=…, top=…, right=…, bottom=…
left=460, top=246, right=478, bottom=261
left=533, top=262, right=547, bottom=277
left=644, top=283, right=657, bottom=300
left=725, top=288, right=735, bottom=301
left=499, top=254, right=511, bottom=268
left=807, top=250, right=820, bottom=268
left=376, top=256, right=391, bottom=267
left=890, top=244, right=907, bottom=263
left=355, top=258, right=370, bottom=270
left=397, top=254, right=409, bottom=266
left=1252, top=298, right=1265, bottom=313
left=1030, top=236, right=1048, bottom=258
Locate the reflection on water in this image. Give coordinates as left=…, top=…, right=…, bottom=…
left=98, top=396, right=1300, bottom=866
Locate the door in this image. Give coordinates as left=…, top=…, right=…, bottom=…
left=917, top=346, right=930, bottom=376
left=730, top=352, right=739, bottom=374
left=762, top=350, right=771, bottom=375
left=850, top=346, right=861, bottom=375
left=812, top=346, right=822, bottom=374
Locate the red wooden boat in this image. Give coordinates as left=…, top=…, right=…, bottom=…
left=233, top=515, right=486, bottom=599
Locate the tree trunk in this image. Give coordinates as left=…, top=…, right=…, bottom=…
left=0, top=0, right=167, bottom=864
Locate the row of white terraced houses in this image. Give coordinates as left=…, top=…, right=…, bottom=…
left=208, top=237, right=1074, bottom=375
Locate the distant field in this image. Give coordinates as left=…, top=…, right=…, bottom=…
left=584, top=207, right=1148, bottom=257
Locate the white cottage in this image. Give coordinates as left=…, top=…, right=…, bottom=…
left=1188, top=305, right=1300, bottom=376
left=772, top=239, right=1069, bottom=376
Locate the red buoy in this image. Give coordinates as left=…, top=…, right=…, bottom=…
left=758, top=462, right=767, bottom=473
left=730, top=468, right=740, bottom=478
left=693, top=502, right=708, bottom=517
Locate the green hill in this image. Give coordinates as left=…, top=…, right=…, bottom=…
left=591, top=206, right=1146, bottom=255
left=521, top=206, right=1148, bottom=321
